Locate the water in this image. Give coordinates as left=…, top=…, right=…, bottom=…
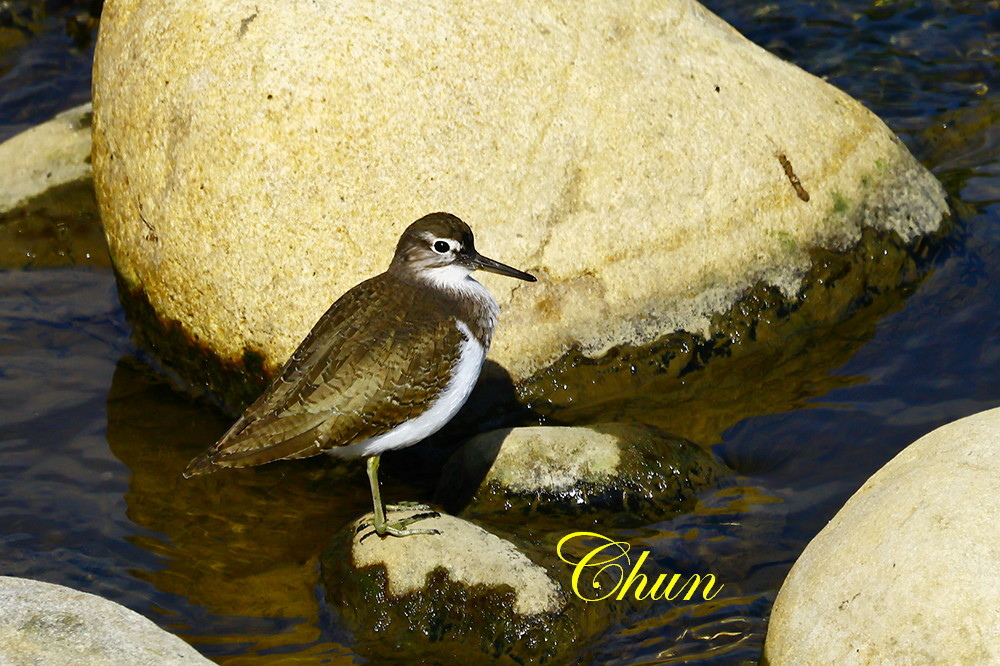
left=0, top=1, right=97, bottom=141
left=0, top=1, right=997, bottom=663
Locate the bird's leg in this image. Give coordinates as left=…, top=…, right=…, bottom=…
left=364, top=455, right=440, bottom=538
left=368, top=455, right=388, bottom=532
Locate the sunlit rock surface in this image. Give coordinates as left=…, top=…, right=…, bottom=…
left=0, top=103, right=92, bottom=214
left=323, top=511, right=599, bottom=664
left=764, top=407, right=1000, bottom=664
left=92, top=0, right=946, bottom=398
left=437, top=424, right=726, bottom=522
left=0, top=576, right=210, bottom=665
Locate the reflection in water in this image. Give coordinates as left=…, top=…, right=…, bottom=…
left=105, top=357, right=363, bottom=661
left=0, top=269, right=137, bottom=605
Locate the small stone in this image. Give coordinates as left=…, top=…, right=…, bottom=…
left=764, top=407, right=1000, bottom=664
left=436, top=424, right=727, bottom=522
left=0, top=576, right=210, bottom=665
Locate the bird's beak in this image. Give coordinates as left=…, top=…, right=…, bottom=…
left=472, top=252, right=537, bottom=282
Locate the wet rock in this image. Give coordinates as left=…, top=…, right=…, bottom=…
left=436, top=424, right=727, bottom=523
left=0, top=179, right=108, bottom=269
left=764, top=407, right=1000, bottom=664
left=0, top=103, right=92, bottom=214
left=0, top=576, right=210, bottom=665
left=92, top=0, right=945, bottom=401
left=323, top=510, right=595, bottom=664
left=0, top=104, right=107, bottom=270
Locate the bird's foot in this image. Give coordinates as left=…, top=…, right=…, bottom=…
left=387, top=501, right=434, bottom=512
left=379, top=519, right=441, bottom=538
left=356, top=508, right=441, bottom=542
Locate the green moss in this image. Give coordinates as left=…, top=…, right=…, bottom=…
left=771, top=229, right=798, bottom=251
left=831, top=190, right=849, bottom=214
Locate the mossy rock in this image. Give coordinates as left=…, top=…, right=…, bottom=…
left=436, top=424, right=728, bottom=524
left=322, top=511, right=607, bottom=665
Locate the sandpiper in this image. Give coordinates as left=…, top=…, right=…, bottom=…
left=184, top=212, right=536, bottom=537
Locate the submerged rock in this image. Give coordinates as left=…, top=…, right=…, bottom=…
left=92, top=0, right=946, bottom=406
left=436, top=424, right=727, bottom=523
left=0, top=576, right=210, bottom=665
left=323, top=511, right=599, bottom=664
left=764, top=407, right=1000, bottom=664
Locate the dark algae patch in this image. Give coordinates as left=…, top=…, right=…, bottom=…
left=324, top=562, right=577, bottom=665
left=112, top=272, right=272, bottom=413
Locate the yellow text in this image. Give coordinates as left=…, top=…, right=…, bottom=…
left=556, top=531, right=724, bottom=602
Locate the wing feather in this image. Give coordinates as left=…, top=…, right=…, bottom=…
left=183, top=273, right=463, bottom=476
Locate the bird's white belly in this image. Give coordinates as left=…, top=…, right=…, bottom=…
left=336, top=321, right=486, bottom=458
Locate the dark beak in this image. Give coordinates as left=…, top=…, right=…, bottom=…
left=471, top=252, right=537, bottom=282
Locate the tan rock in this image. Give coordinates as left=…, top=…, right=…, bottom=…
left=350, top=511, right=563, bottom=617
left=92, top=0, right=946, bottom=384
left=764, top=407, right=1000, bottom=664
left=322, top=511, right=593, bottom=663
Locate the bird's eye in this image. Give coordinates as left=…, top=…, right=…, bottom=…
left=433, top=240, right=451, bottom=254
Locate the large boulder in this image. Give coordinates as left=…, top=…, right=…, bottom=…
left=92, top=0, right=946, bottom=402
left=764, top=407, right=1000, bottom=664
left=0, top=576, right=211, bottom=665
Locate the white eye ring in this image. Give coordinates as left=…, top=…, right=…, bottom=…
left=432, top=239, right=452, bottom=254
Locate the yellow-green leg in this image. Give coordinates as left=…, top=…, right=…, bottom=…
left=366, top=455, right=440, bottom=538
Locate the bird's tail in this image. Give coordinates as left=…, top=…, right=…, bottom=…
left=182, top=412, right=330, bottom=477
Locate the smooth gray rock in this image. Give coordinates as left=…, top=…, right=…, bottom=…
left=0, top=576, right=211, bottom=665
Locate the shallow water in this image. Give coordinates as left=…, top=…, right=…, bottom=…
left=1, top=1, right=997, bottom=664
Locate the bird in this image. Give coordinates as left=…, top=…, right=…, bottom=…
left=183, top=212, right=537, bottom=537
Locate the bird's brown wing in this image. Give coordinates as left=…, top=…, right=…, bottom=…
left=183, top=274, right=463, bottom=476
